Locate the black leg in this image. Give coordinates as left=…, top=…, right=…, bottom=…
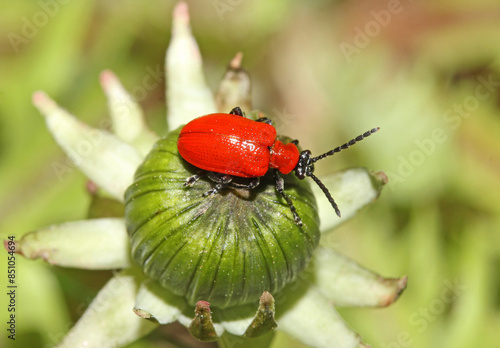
left=274, top=170, right=302, bottom=226
left=185, top=171, right=206, bottom=186
left=291, top=139, right=299, bottom=145
left=186, top=170, right=260, bottom=196
left=230, top=107, right=244, bottom=116
left=256, top=117, right=273, bottom=125
left=204, top=173, right=233, bottom=196
left=227, top=177, right=260, bottom=189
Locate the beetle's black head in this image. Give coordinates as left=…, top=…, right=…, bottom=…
left=294, top=150, right=314, bottom=180
left=294, top=149, right=340, bottom=217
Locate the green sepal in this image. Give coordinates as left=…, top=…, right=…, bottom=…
left=244, top=291, right=277, bottom=337
left=189, top=301, right=219, bottom=342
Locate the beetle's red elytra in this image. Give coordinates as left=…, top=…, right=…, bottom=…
left=177, top=107, right=379, bottom=226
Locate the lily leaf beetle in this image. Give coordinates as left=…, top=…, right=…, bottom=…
left=178, top=107, right=379, bottom=226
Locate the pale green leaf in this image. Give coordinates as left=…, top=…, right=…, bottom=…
left=313, top=247, right=407, bottom=307
left=56, top=269, right=157, bottom=348
left=315, top=168, right=386, bottom=233
left=33, top=91, right=143, bottom=201
left=166, top=2, right=216, bottom=130
left=17, top=218, right=131, bottom=270
left=277, top=285, right=363, bottom=348
left=100, top=70, right=158, bottom=156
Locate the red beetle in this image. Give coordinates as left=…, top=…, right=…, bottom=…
left=178, top=107, right=378, bottom=226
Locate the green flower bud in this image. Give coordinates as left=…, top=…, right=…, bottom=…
left=125, top=126, right=320, bottom=308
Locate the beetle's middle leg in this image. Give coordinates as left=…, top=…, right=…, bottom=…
left=203, top=173, right=260, bottom=196
left=228, top=177, right=260, bottom=190
left=204, top=172, right=233, bottom=196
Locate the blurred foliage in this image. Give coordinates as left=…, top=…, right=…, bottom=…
left=1, top=0, right=500, bottom=347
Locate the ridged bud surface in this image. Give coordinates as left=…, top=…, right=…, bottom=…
left=125, top=127, right=320, bottom=308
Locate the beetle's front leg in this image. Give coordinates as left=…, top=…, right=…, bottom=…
left=274, top=170, right=303, bottom=226
left=185, top=171, right=206, bottom=186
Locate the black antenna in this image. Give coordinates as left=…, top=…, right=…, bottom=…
left=311, top=127, right=379, bottom=163
left=308, top=173, right=341, bottom=217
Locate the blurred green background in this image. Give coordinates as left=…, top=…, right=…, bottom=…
left=1, top=0, right=500, bottom=347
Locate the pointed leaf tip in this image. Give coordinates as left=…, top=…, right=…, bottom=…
left=313, top=248, right=407, bottom=308
left=17, top=218, right=131, bottom=269
left=215, top=53, right=252, bottom=113
left=229, top=52, right=243, bottom=69
left=173, top=2, right=189, bottom=27
left=32, top=90, right=144, bottom=199
left=99, top=70, right=117, bottom=90
left=32, top=91, right=56, bottom=112
left=166, top=0, right=216, bottom=128
left=133, top=308, right=152, bottom=319
left=372, top=170, right=389, bottom=186
left=86, top=180, right=99, bottom=195
left=99, top=69, right=157, bottom=154
left=4, top=240, right=21, bottom=255
left=380, top=275, right=408, bottom=307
